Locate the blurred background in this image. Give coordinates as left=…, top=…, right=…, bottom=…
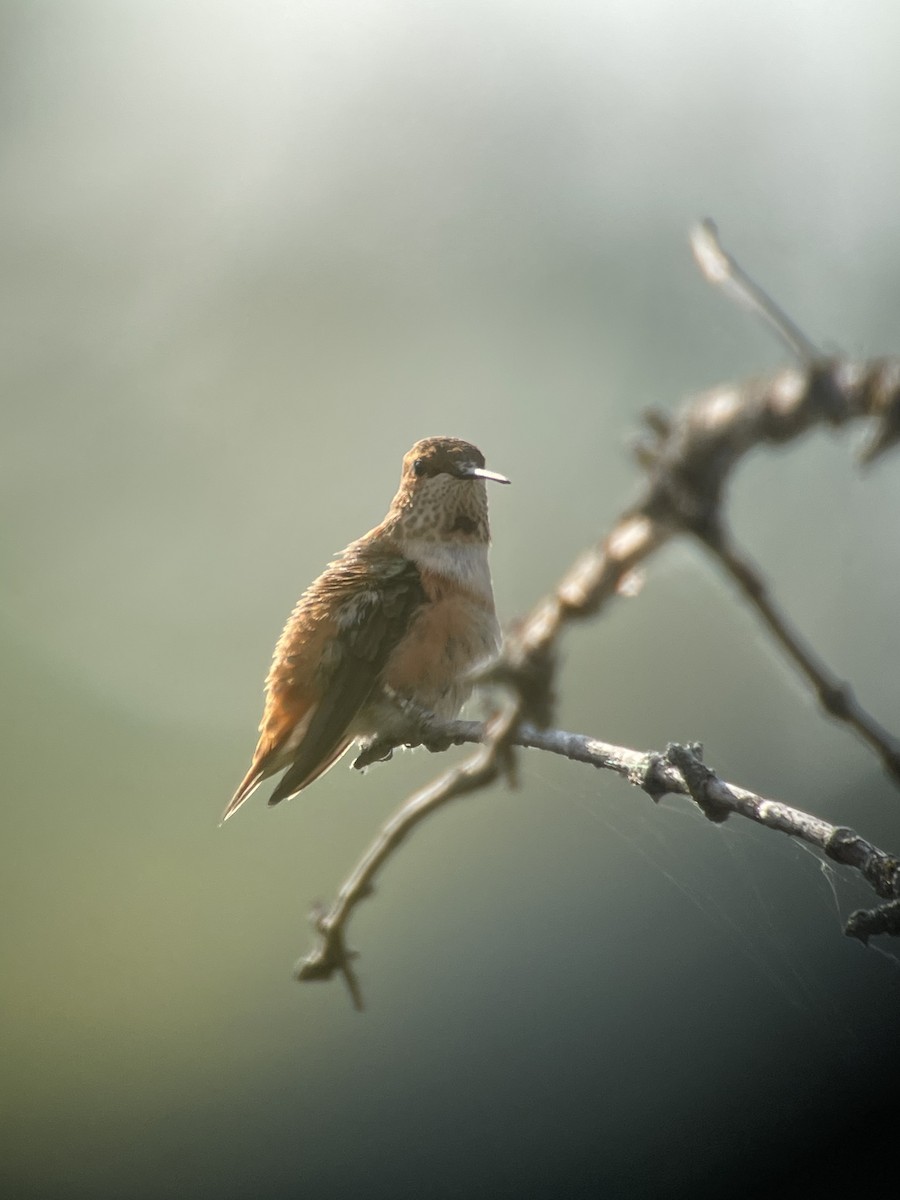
left=3, top=1, right=900, bottom=1196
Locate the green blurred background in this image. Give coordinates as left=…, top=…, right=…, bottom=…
left=3, top=2, right=900, bottom=1197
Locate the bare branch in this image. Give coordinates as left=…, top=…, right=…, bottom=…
left=501, top=357, right=900, bottom=720
left=696, top=521, right=900, bottom=782
left=295, top=704, right=519, bottom=1009
left=690, top=219, right=821, bottom=363
left=295, top=716, right=900, bottom=1003
left=292, top=225, right=900, bottom=1005
left=493, top=355, right=900, bottom=789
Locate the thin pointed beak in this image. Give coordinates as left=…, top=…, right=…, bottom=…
left=460, top=465, right=511, bottom=484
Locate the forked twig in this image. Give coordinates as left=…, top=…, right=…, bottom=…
left=294, top=224, right=900, bottom=1007
left=297, top=717, right=900, bottom=1006
left=296, top=706, right=519, bottom=1008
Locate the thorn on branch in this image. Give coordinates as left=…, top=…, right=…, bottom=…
left=627, top=752, right=671, bottom=802
left=297, top=909, right=366, bottom=1011
left=666, top=742, right=733, bottom=823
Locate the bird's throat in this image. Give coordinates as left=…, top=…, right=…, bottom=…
left=402, top=538, right=494, bottom=600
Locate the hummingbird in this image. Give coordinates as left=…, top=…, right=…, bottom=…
left=223, top=436, right=510, bottom=821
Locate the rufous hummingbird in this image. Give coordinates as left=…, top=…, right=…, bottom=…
left=223, top=436, right=510, bottom=821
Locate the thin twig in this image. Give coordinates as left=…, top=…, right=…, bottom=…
left=296, top=717, right=900, bottom=1002
left=697, top=521, right=900, bottom=783
left=369, top=719, right=900, bottom=890
left=295, top=705, right=519, bottom=1008
left=292, top=225, right=900, bottom=1005
left=691, top=219, right=821, bottom=363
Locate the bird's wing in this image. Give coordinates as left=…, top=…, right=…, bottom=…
left=222, top=548, right=424, bottom=820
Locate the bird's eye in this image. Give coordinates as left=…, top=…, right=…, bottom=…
left=412, top=458, right=426, bottom=478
